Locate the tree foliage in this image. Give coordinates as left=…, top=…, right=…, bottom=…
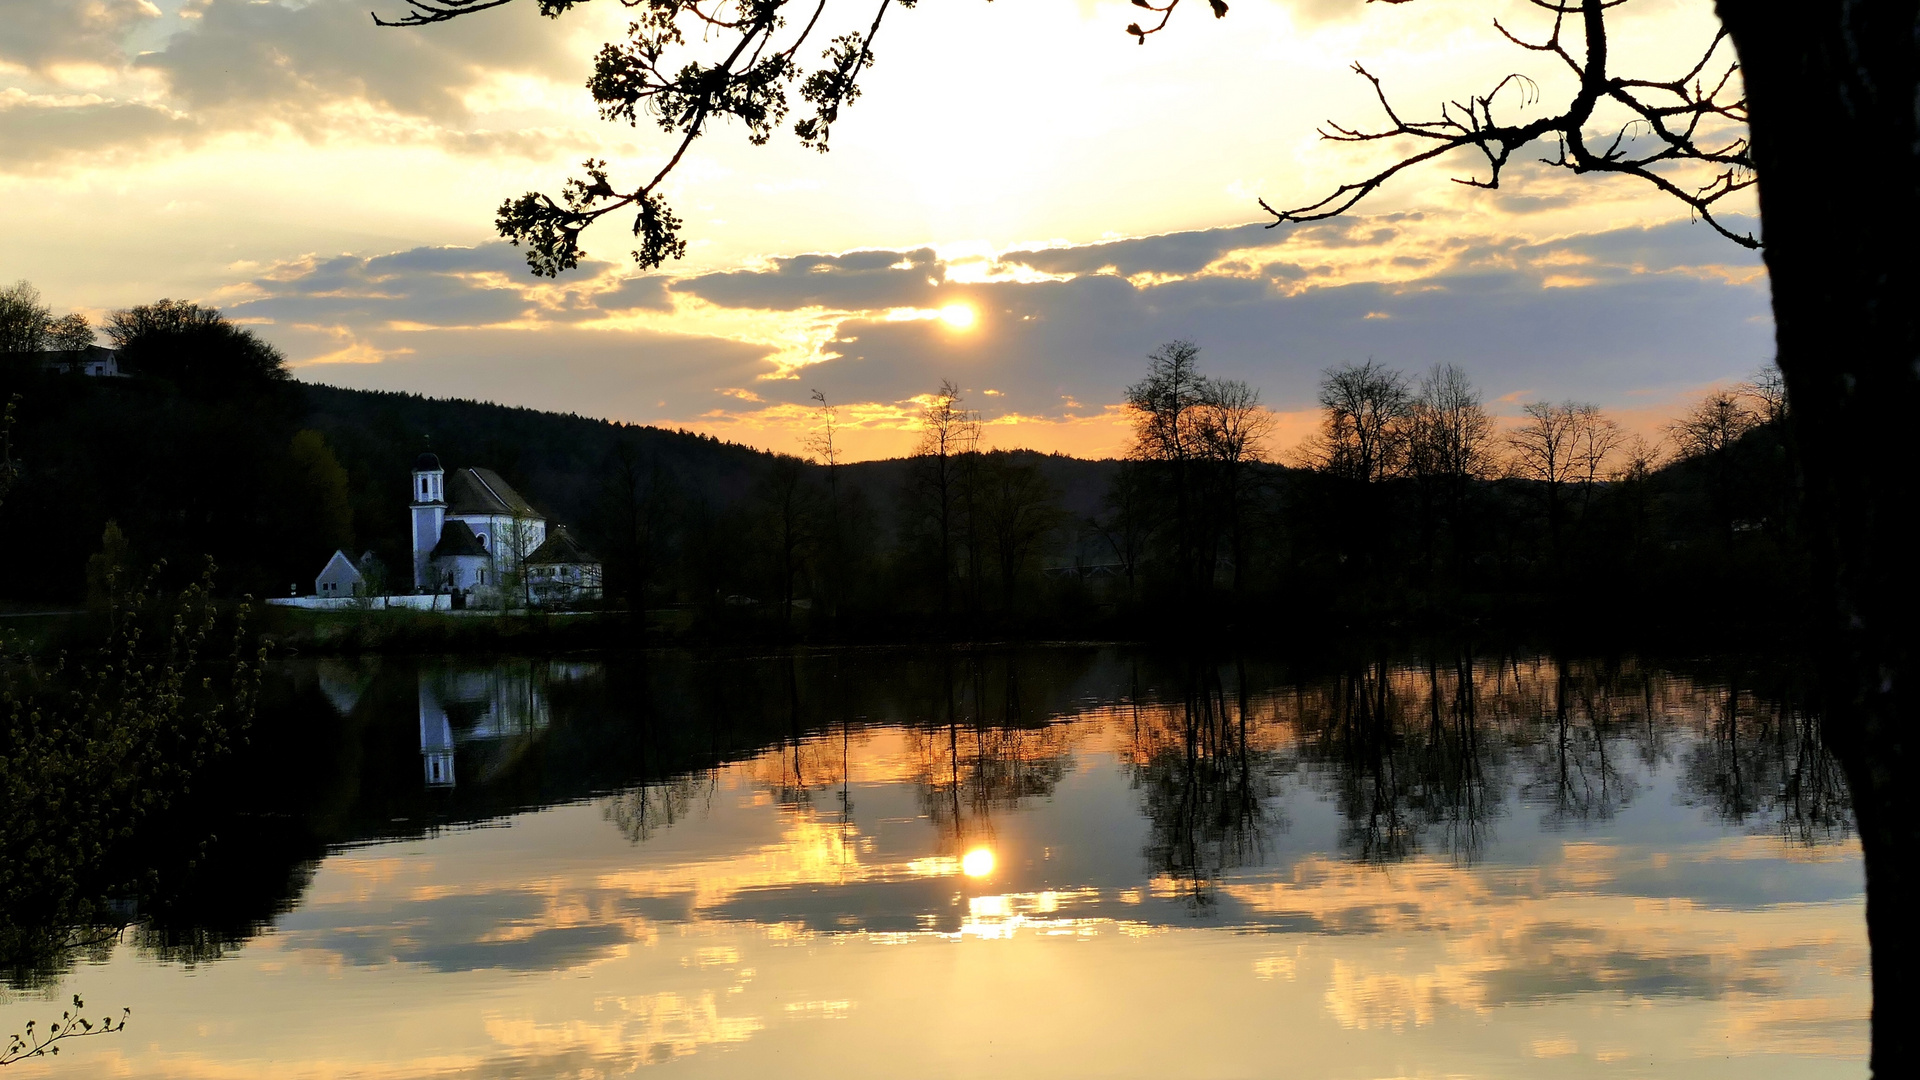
left=107, top=300, right=289, bottom=394
left=0, top=282, right=92, bottom=356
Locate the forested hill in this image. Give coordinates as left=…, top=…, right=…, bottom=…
left=0, top=370, right=1117, bottom=605
left=0, top=370, right=721, bottom=601
left=302, top=383, right=773, bottom=569
left=3, top=361, right=1802, bottom=640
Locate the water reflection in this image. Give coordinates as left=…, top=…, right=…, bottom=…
left=409, top=662, right=590, bottom=789
left=1126, top=659, right=1283, bottom=907
left=0, top=647, right=1868, bottom=1078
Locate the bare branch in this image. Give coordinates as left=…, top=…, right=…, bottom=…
left=1259, top=0, right=1758, bottom=249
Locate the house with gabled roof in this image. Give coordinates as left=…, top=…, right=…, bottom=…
left=35, top=346, right=125, bottom=377
left=315, top=550, right=365, bottom=598
left=527, top=525, right=604, bottom=606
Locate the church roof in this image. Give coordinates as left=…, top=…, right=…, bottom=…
left=527, top=525, right=600, bottom=566
left=414, top=452, right=441, bottom=472
left=447, top=467, right=541, bottom=519
left=430, top=519, right=489, bottom=559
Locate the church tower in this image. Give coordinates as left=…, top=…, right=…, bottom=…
left=411, top=452, right=446, bottom=590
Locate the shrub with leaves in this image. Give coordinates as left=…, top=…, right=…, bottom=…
left=0, top=560, right=264, bottom=984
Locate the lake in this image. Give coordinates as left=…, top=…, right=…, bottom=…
left=0, top=647, right=1867, bottom=1078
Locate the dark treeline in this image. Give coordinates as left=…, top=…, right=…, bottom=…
left=1, top=292, right=1800, bottom=645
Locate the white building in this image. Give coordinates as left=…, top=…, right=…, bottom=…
left=36, top=346, right=124, bottom=377
left=315, top=550, right=365, bottom=598
left=410, top=453, right=548, bottom=603
left=527, top=525, right=604, bottom=607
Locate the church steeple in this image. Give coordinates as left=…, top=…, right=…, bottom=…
left=412, top=451, right=445, bottom=505
left=410, top=449, right=447, bottom=591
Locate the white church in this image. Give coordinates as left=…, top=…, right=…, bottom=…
left=289, top=453, right=602, bottom=610
left=408, top=452, right=603, bottom=606
left=409, top=451, right=548, bottom=601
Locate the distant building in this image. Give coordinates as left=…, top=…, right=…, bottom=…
left=315, top=550, right=365, bottom=598
left=410, top=453, right=549, bottom=603
left=35, top=346, right=124, bottom=377
left=527, top=525, right=604, bottom=606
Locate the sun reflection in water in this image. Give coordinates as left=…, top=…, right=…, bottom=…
left=961, top=847, right=995, bottom=877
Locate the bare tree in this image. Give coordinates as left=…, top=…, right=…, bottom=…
left=1670, top=387, right=1762, bottom=545
left=1670, top=388, right=1761, bottom=460
left=1743, top=367, right=1788, bottom=426
left=1407, top=364, right=1494, bottom=572
left=1508, top=400, right=1622, bottom=549
left=497, top=509, right=542, bottom=610
left=1408, top=365, right=1496, bottom=486
left=910, top=379, right=979, bottom=619
left=1124, top=340, right=1215, bottom=597
left=1611, top=434, right=1666, bottom=484
left=1125, top=340, right=1209, bottom=468
left=806, top=389, right=845, bottom=617
left=1506, top=401, right=1581, bottom=551
left=1306, top=360, right=1412, bottom=483
left=1568, top=403, right=1624, bottom=515
left=1122, top=342, right=1273, bottom=602
left=1235, top=0, right=1920, bottom=1046
left=1194, top=377, right=1270, bottom=597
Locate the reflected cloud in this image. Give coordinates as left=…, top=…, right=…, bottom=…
left=33, top=650, right=1865, bottom=1078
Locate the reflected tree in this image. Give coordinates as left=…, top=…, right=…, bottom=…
left=908, top=656, right=1072, bottom=858
left=1128, top=660, right=1283, bottom=906
left=1522, top=664, right=1638, bottom=827
left=1680, top=680, right=1852, bottom=846
left=603, top=774, right=716, bottom=843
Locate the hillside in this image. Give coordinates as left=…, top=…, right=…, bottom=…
left=0, top=371, right=1125, bottom=605
left=1, top=366, right=1806, bottom=645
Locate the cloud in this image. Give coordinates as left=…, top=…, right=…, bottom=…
left=0, top=0, right=596, bottom=168
left=743, top=218, right=1771, bottom=424
left=1000, top=224, right=1269, bottom=278
left=296, top=325, right=778, bottom=421
left=238, top=214, right=1771, bottom=455
left=673, top=247, right=946, bottom=311
left=232, top=241, right=783, bottom=418
left=135, top=0, right=578, bottom=125
left=0, top=93, right=197, bottom=168
left=0, top=0, right=158, bottom=71
left=1284, top=0, right=1376, bottom=26
left=233, top=243, right=550, bottom=329
left=281, top=889, right=636, bottom=973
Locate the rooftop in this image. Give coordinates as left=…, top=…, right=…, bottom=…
left=528, top=525, right=599, bottom=566
left=447, top=467, right=541, bottom=519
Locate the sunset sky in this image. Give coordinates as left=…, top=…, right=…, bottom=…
left=0, top=0, right=1768, bottom=459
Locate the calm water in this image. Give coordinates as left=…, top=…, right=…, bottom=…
left=2, top=649, right=1867, bottom=1077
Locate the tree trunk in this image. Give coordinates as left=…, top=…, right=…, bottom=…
left=1718, top=3, right=1920, bottom=1073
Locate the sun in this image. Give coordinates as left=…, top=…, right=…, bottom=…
left=938, top=303, right=977, bottom=329
left=961, top=846, right=995, bottom=877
